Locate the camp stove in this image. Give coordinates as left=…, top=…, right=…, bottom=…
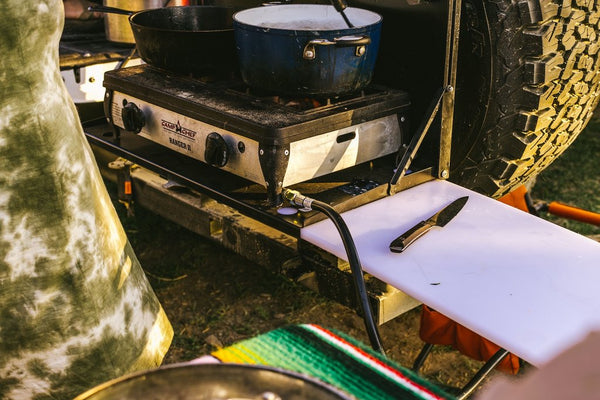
left=103, top=64, right=410, bottom=203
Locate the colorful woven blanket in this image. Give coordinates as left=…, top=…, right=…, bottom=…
left=212, top=324, right=454, bottom=400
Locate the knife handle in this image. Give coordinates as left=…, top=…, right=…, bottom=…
left=389, top=220, right=434, bottom=253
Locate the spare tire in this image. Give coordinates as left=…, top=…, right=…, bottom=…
left=452, top=0, right=600, bottom=197
left=353, top=0, right=600, bottom=198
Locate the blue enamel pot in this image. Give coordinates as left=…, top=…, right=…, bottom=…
left=233, top=4, right=382, bottom=96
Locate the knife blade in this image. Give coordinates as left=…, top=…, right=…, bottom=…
left=389, top=196, right=469, bottom=253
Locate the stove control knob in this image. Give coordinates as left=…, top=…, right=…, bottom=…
left=121, top=102, right=145, bottom=134
left=205, top=132, right=229, bottom=167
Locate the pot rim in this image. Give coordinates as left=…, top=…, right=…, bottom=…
left=74, top=362, right=354, bottom=400
left=129, top=5, right=235, bottom=34
left=233, top=4, right=382, bottom=32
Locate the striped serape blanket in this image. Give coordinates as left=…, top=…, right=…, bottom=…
left=212, top=324, right=454, bottom=400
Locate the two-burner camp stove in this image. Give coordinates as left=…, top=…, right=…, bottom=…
left=103, top=64, right=411, bottom=204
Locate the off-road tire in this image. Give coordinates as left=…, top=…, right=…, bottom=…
left=451, top=0, right=600, bottom=197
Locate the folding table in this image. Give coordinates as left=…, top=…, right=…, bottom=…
left=301, top=179, right=600, bottom=366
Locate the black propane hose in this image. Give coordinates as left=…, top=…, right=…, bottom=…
left=283, top=189, right=386, bottom=355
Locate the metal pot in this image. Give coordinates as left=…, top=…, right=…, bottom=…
left=103, top=0, right=166, bottom=44
left=74, top=362, right=353, bottom=399
left=92, top=5, right=237, bottom=75
left=233, top=4, right=382, bottom=96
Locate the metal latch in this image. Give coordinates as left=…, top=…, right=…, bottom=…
left=108, top=158, right=136, bottom=217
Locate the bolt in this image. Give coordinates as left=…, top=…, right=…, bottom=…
left=441, top=169, right=449, bottom=179
left=261, top=392, right=281, bottom=400
left=400, top=116, right=406, bottom=123
left=259, top=149, right=264, bottom=156
left=446, top=85, right=454, bottom=92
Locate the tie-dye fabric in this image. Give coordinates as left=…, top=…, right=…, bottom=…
left=0, top=2, right=173, bottom=399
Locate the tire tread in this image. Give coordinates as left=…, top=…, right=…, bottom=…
left=454, top=0, right=600, bottom=197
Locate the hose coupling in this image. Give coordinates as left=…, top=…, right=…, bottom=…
left=283, top=189, right=314, bottom=210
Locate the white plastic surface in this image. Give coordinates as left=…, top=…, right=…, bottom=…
left=301, top=180, right=600, bottom=366
left=61, top=59, right=142, bottom=103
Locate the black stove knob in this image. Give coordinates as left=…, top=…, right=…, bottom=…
left=205, top=132, right=229, bottom=167
left=121, top=102, right=145, bottom=134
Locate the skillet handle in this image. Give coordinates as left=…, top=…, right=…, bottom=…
left=87, top=5, right=134, bottom=16
left=303, top=36, right=371, bottom=60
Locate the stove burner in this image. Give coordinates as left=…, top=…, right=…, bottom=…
left=231, top=86, right=383, bottom=112
left=60, top=29, right=136, bottom=69
left=259, top=95, right=324, bottom=110
left=146, top=64, right=240, bottom=84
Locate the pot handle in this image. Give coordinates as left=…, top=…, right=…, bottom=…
left=261, top=1, right=293, bottom=5
left=303, top=36, right=371, bottom=60
left=87, top=5, right=135, bottom=16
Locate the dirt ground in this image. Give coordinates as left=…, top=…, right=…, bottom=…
left=121, top=205, right=509, bottom=396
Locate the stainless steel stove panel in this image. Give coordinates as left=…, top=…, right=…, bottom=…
left=110, top=91, right=267, bottom=185
left=284, top=115, right=401, bottom=186
left=110, top=92, right=402, bottom=189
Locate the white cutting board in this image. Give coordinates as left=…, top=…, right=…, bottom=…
left=301, top=179, right=600, bottom=366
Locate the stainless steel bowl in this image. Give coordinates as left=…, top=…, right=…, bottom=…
left=74, top=362, right=354, bottom=399
left=103, top=0, right=164, bottom=43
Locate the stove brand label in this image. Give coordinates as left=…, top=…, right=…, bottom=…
left=161, top=119, right=197, bottom=140
left=169, top=137, right=192, bottom=151
left=161, top=119, right=197, bottom=152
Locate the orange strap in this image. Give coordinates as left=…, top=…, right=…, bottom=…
left=547, top=202, right=600, bottom=226
left=420, top=306, right=520, bottom=374
left=497, top=185, right=530, bottom=212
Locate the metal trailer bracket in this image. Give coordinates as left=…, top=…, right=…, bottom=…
left=95, top=146, right=421, bottom=325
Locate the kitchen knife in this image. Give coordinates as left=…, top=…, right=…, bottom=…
left=389, top=196, right=469, bottom=253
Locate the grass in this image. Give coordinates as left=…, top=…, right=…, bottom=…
left=531, top=117, right=600, bottom=236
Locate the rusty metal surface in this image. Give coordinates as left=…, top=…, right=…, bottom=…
left=91, top=143, right=420, bottom=324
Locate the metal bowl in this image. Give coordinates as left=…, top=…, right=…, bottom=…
left=74, top=362, right=354, bottom=400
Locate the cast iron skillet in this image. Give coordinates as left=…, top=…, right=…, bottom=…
left=91, top=5, right=236, bottom=75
